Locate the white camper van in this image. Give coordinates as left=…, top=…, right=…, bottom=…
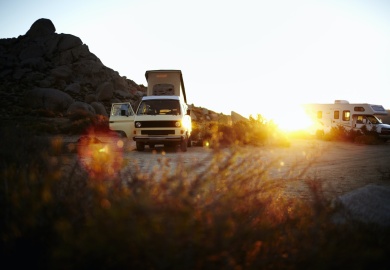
left=109, top=69, right=192, bottom=151
left=133, top=70, right=192, bottom=151
left=303, top=100, right=390, bottom=141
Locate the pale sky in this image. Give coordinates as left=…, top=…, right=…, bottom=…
left=1, top=0, right=390, bottom=124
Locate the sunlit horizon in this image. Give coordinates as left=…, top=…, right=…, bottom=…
left=1, top=0, right=390, bottom=115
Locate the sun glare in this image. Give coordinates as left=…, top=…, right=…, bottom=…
left=269, top=106, right=314, bottom=133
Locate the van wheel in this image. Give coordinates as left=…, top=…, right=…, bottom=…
left=116, top=131, right=127, bottom=138
left=181, top=137, right=188, bottom=152
left=136, top=142, right=145, bottom=151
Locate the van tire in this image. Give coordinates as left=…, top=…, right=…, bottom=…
left=181, top=137, right=188, bottom=152
left=136, top=142, right=145, bottom=151
left=116, top=131, right=127, bottom=138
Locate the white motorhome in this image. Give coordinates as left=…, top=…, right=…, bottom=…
left=109, top=69, right=192, bottom=151
left=303, top=100, right=390, bottom=141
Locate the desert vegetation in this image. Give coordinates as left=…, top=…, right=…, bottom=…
left=319, top=125, right=388, bottom=145
left=191, top=114, right=291, bottom=148
left=1, top=120, right=390, bottom=269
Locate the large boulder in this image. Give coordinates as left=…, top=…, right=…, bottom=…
left=24, top=87, right=74, bottom=113
left=51, top=65, right=72, bottom=80
left=65, top=82, right=81, bottom=94
left=67, top=101, right=96, bottom=116
left=25, top=18, right=56, bottom=38
left=57, top=34, right=82, bottom=52
left=91, top=102, right=108, bottom=117
left=97, top=81, right=114, bottom=101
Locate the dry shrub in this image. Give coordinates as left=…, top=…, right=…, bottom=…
left=1, top=127, right=390, bottom=269
left=193, top=114, right=285, bottom=148
left=321, top=125, right=387, bottom=145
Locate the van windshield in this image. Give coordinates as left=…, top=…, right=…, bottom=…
left=367, top=115, right=382, bottom=124
left=136, top=99, right=181, bottom=116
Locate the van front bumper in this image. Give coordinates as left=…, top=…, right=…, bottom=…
left=133, top=135, right=185, bottom=144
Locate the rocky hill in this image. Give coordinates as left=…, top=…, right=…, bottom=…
left=0, top=18, right=146, bottom=119
left=0, top=18, right=232, bottom=133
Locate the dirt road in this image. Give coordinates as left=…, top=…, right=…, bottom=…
left=65, top=135, right=390, bottom=200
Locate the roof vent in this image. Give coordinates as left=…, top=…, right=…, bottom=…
left=334, top=100, right=349, bottom=104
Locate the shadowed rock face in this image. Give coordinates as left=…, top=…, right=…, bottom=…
left=0, top=18, right=146, bottom=118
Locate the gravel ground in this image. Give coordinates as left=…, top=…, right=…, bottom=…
left=57, top=134, right=390, bottom=226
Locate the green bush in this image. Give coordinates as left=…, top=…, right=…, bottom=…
left=1, top=126, right=390, bottom=269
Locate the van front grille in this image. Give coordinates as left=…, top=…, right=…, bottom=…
left=136, top=121, right=178, bottom=128
left=141, top=130, right=175, bottom=135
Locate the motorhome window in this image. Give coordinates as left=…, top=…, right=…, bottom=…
left=334, top=110, right=339, bottom=119
left=317, top=111, right=322, bottom=119
left=136, top=99, right=181, bottom=115
left=356, top=115, right=364, bottom=124
left=354, top=107, right=365, bottom=112
left=366, top=115, right=381, bottom=124
left=152, top=84, right=175, bottom=96
left=342, top=110, right=350, bottom=121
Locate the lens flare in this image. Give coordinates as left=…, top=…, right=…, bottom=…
left=77, top=131, right=124, bottom=179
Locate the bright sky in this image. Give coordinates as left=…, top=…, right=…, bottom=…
left=1, top=0, right=390, bottom=126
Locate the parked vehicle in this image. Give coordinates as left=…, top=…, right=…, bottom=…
left=303, top=100, right=390, bottom=141
left=109, top=69, right=192, bottom=151
left=133, top=70, right=191, bottom=151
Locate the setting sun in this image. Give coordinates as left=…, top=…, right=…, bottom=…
left=262, top=105, right=314, bottom=133
left=272, top=107, right=313, bottom=132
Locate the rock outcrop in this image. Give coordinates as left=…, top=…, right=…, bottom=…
left=0, top=18, right=146, bottom=118
left=0, top=18, right=231, bottom=128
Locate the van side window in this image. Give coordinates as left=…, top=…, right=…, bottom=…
left=342, top=110, right=350, bottom=121
left=153, top=84, right=175, bottom=96
left=111, top=104, right=133, bottom=116
left=334, top=110, right=339, bottom=119
left=317, top=111, right=322, bottom=119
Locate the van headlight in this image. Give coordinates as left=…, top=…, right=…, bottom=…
left=135, top=122, right=142, bottom=128
left=181, top=117, right=192, bottom=131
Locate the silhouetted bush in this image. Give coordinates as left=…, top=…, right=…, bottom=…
left=1, top=126, right=390, bottom=269
left=322, top=125, right=386, bottom=145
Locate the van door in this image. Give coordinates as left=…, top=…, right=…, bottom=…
left=109, top=103, right=135, bottom=138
